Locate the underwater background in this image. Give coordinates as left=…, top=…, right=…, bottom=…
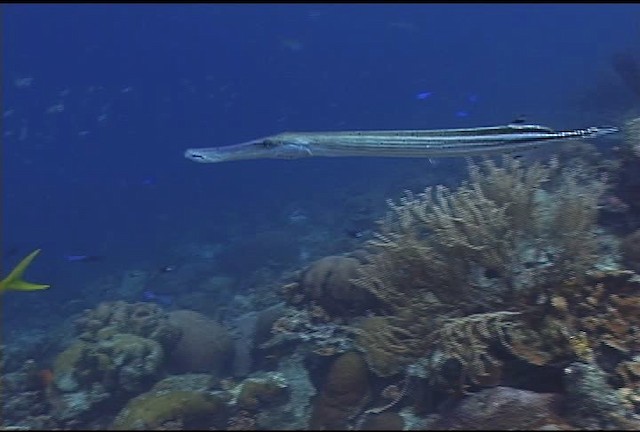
left=2, top=3, right=640, bottom=430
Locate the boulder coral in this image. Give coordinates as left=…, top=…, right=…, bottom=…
left=167, top=309, right=234, bottom=377
left=111, top=389, right=228, bottom=430
left=427, top=386, right=568, bottom=430
left=234, top=376, right=290, bottom=411
left=297, top=255, right=377, bottom=318
left=309, top=351, right=371, bottom=429
left=111, top=372, right=291, bottom=430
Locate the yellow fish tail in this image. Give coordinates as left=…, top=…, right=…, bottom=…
left=1, top=249, right=50, bottom=292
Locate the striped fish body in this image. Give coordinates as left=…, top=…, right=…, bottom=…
left=184, top=124, right=619, bottom=163
left=271, top=124, right=618, bottom=157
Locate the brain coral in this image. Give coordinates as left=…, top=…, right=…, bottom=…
left=309, top=351, right=371, bottom=429
left=296, top=255, right=377, bottom=317
left=52, top=333, right=163, bottom=394
left=167, top=310, right=234, bottom=378
left=96, top=333, right=164, bottom=392
left=49, top=333, right=165, bottom=424
left=74, top=301, right=181, bottom=351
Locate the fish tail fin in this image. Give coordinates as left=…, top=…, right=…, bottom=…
left=1, top=249, right=50, bottom=292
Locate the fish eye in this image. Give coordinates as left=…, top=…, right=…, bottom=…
left=258, top=139, right=278, bottom=149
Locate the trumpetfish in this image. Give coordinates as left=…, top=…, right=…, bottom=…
left=184, top=124, right=619, bottom=163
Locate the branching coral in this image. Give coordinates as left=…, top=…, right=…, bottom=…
left=351, top=316, right=432, bottom=377
left=432, top=311, right=522, bottom=386
left=549, top=270, right=640, bottom=360
left=351, top=155, right=607, bottom=382
left=545, top=167, right=607, bottom=281
left=261, top=307, right=354, bottom=358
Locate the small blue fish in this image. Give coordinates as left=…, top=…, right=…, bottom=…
left=456, top=110, right=469, bottom=118
left=159, top=265, right=176, bottom=273
left=416, top=91, right=432, bottom=100
left=65, top=255, right=104, bottom=263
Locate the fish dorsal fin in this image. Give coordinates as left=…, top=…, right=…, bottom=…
left=511, top=115, right=527, bottom=124
left=507, top=124, right=555, bottom=133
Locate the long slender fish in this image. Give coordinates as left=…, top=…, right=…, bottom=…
left=184, top=124, right=619, bottom=163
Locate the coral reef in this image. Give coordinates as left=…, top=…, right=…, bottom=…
left=254, top=352, right=316, bottom=430
left=426, top=386, right=569, bottom=430
left=53, top=333, right=163, bottom=393
left=623, top=116, right=640, bottom=157
left=74, top=300, right=181, bottom=351
left=1, top=322, right=73, bottom=382
left=111, top=389, right=229, bottom=430
left=1, top=360, right=53, bottom=428
left=10, top=145, right=640, bottom=430
left=36, top=301, right=190, bottom=426
left=234, top=376, right=290, bottom=411
left=22, top=302, right=234, bottom=427
left=228, top=303, right=287, bottom=378
left=621, top=229, right=640, bottom=271
left=266, top=154, right=640, bottom=429
left=277, top=265, right=640, bottom=429
left=150, top=373, right=217, bottom=392
left=309, top=351, right=371, bottom=430
left=499, top=268, right=640, bottom=391
left=49, top=332, right=164, bottom=422
left=110, top=371, right=290, bottom=430
left=350, top=156, right=606, bottom=378
left=260, top=307, right=354, bottom=359
left=352, top=315, right=429, bottom=377
left=563, top=361, right=631, bottom=430
left=610, top=116, right=640, bottom=228
left=358, top=411, right=405, bottom=430
left=167, top=309, right=234, bottom=377
left=287, top=254, right=378, bottom=318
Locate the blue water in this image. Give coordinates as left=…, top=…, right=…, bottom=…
left=2, top=4, right=639, bottom=326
